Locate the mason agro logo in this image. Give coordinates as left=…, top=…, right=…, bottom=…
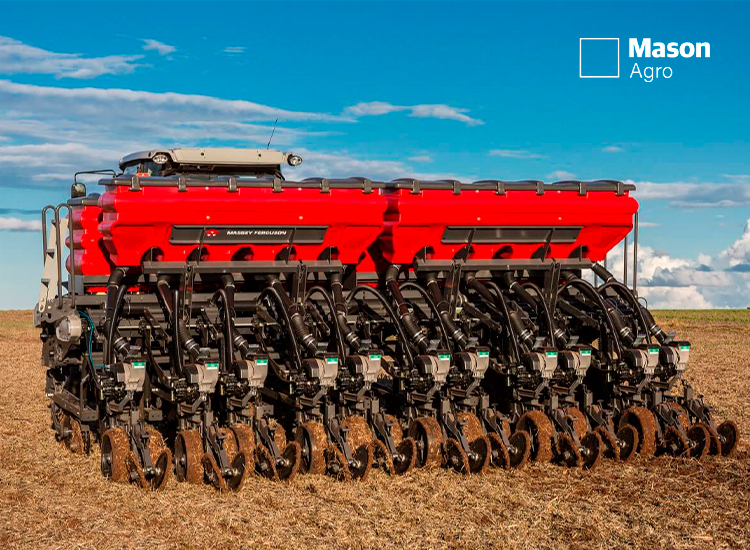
left=629, top=38, right=710, bottom=82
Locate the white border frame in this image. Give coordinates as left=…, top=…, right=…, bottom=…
left=579, top=38, right=620, bottom=78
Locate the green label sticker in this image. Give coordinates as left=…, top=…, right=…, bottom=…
left=546, top=351, right=558, bottom=357
left=478, top=350, right=490, bottom=357
left=326, top=357, right=339, bottom=365
left=133, top=361, right=146, bottom=369
left=206, top=362, right=219, bottom=369
left=438, top=354, right=450, bottom=361
left=648, top=348, right=659, bottom=355
left=369, top=354, right=382, bottom=361
left=256, top=358, right=269, bottom=366
left=679, top=345, right=690, bottom=351
left=581, top=349, right=592, bottom=356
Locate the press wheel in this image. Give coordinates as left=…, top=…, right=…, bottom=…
left=618, top=406, right=657, bottom=457
left=295, top=421, right=327, bottom=475
left=101, top=427, right=129, bottom=483
left=175, top=430, right=204, bottom=484
left=231, top=423, right=256, bottom=473
left=517, top=410, right=554, bottom=462
left=408, top=416, right=443, bottom=469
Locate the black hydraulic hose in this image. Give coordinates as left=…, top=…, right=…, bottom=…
left=329, top=272, right=361, bottom=352
left=502, top=272, right=537, bottom=309
left=266, top=275, right=318, bottom=356
left=346, top=284, right=415, bottom=368
left=400, top=281, right=451, bottom=350
left=259, top=286, right=304, bottom=368
left=424, top=273, right=469, bottom=350
left=170, top=289, right=200, bottom=363
left=107, top=283, right=129, bottom=364
left=172, top=289, right=184, bottom=372
left=385, top=265, right=429, bottom=354
left=592, top=262, right=653, bottom=344
left=212, top=288, right=236, bottom=370
left=521, top=281, right=569, bottom=347
left=485, top=280, right=535, bottom=351
left=103, top=267, right=126, bottom=365
left=305, top=285, right=346, bottom=360
left=156, top=275, right=174, bottom=319
left=466, top=276, right=521, bottom=364
left=559, top=272, right=624, bottom=358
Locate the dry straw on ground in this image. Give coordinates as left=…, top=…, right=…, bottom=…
left=1, top=309, right=748, bottom=550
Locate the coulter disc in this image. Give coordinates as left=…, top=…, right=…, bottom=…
left=295, top=421, right=327, bottom=475
left=517, top=410, right=554, bottom=463
left=101, top=428, right=129, bottom=483
left=593, top=426, right=621, bottom=462
left=618, top=407, right=657, bottom=457
left=408, top=416, right=443, bottom=469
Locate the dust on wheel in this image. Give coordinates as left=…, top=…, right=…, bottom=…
left=555, top=433, right=582, bottom=468
left=488, top=432, right=511, bottom=469
left=445, top=438, right=470, bottom=474
left=175, top=430, right=204, bottom=484
left=295, top=421, right=326, bottom=475
left=408, top=416, right=443, bottom=469
left=618, top=406, right=657, bottom=457
left=101, top=428, right=129, bottom=483
left=594, top=426, right=620, bottom=462
left=517, top=410, right=554, bottom=462
left=254, top=445, right=279, bottom=480
left=371, top=439, right=395, bottom=476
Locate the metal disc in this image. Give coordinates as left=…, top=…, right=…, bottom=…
left=687, top=424, right=710, bottom=459
left=325, top=445, right=352, bottom=481
left=393, top=437, right=417, bottom=475
left=488, top=432, right=511, bottom=469
left=63, top=415, right=85, bottom=455
left=468, top=435, right=491, bottom=474
left=226, top=452, right=248, bottom=492
left=562, top=407, right=589, bottom=440
left=254, top=444, right=279, bottom=480
left=593, top=426, right=620, bottom=462
left=295, top=421, right=327, bottom=475
left=202, top=453, right=228, bottom=492
left=445, top=438, right=470, bottom=475
left=350, top=443, right=374, bottom=481
left=718, top=420, right=739, bottom=457
left=616, top=424, right=639, bottom=462
left=556, top=433, right=582, bottom=468
left=371, top=439, right=395, bottom=476
left=125, top=451, right=148, bottom=488
left=508, top=430, right=532, bottom=468
left=663, top=425, right=688, bottom=457
left=580, top=431, right=603, bottom=470
left=277, top=442, right=302, bottom=482
left=231, top=424, right=256, bottom=474
left=145, top=426, right=171, bottom=490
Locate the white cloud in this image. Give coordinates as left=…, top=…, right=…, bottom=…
left=0, top=216, right=41, bottom=232
left=223, top=46, right=246, bottom=54
left=141, top=39, right=176, bottom=56
left=0, top=35, right=143, bottom=79
left=344, top=101, right=483, bottom=126
left=639, top=221, right=660, bottom=228
left=719, top=218, right=750, bottom=267
left=627, top=178, right=750, bottom=208
left=603, top=145, right=623, bottom=153
left=408, top=155, right=432, bottom=163
left=547, top=170, right=576, bottom=180
left=489, top=149, right=543, bottom=159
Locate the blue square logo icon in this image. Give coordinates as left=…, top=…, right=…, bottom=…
left=580, top=38, right=619, bottom=78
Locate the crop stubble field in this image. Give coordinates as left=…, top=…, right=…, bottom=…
left=1, top=309, right=748, bottom=550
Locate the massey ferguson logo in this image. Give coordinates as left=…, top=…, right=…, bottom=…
left=205, top=229, right=220, bottom=238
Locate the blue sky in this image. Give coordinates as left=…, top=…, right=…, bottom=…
left=1, top=1, right=749, bottom=309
